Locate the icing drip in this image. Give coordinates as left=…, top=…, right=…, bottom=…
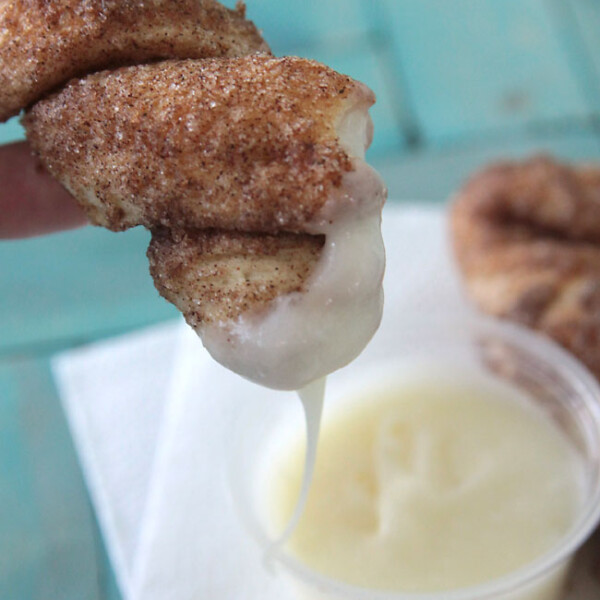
left=201, top=160, right=386, bottom=390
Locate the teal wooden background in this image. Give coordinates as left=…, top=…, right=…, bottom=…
left=1, top=1, right=599, bottom=598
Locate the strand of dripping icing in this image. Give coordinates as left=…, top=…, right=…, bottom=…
left=266, top=377, right=326, bottom=560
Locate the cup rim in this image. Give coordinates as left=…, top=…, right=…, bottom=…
left=230, top=315, right=600, bottom=599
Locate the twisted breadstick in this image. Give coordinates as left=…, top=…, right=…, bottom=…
left=3, top=1, right=386, bottom=388
left=23, top=57, right=369, bottom=235
left=451, top=156, right=600, bottom=379
left=0, top=0, right=269, bottom=121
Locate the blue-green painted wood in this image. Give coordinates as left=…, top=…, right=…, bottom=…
left=233, top=0, right=369, bottom=52
left=93, top=513, right=123, bottom=600
left=0, top=357, right=100, bottom=599
left=568, top=0, right=600, bottom=112
left=544, top=0, right=600, bottom=122
left=0, top=364, right=39, bottom=600
left=373, top=129, right=600, bottom=203
left=0, top=226, right=177, bottom=356
left=0, top=117, right=25, bottom=144
left=376, top=0, right=593, bottom=144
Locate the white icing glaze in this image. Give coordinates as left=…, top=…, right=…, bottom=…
left=201, top=165, right=385, bottom=389
left=266, top=377, right=326, bottom=559
left=200, top=153, right=386, bottom=390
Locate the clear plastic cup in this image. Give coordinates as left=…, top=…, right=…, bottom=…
left=228, top=316, right=600, bottom=600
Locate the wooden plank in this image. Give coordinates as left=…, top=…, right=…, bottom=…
left=231, top=0, right=370, bottom=53
left=373, top=129, right=600, bottom=202
left=0, top=357, right=101, bottom=599
left=568, top=0, right=600, bottom=112
left=0, top=227, right=177, bottom=355
left=0, top=365, right=39, bottom=600
left=376, top=0, right=592, bottom=143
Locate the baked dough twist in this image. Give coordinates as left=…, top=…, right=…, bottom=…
left=0, top=0, right=269, bottom=121
left=23, top=56, right=366, bottom=235
left=2, top=1, right=386, bottom=386
left=451, top=156, right=600, bottom=379
left=22, top=55, right=377, bottom=324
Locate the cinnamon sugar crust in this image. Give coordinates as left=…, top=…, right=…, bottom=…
left=0, top=0, right=269, bottom=122
left=24, top=56, right=365, bottom=234
left=451, top=156, right=600, bottom=379
left=148, top=229, right=325, bottom=324
left=2, top=2, right=382, bottom=333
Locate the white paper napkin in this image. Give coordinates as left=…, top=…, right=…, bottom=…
left=52, top=321, right=180, bottom=598
left=52, top=205, right=600, bottom=599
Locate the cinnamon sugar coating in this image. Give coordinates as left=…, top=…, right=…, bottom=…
left=148, top=229, right=324, bottom=324
left=4, top=2, right=382, bottom=332
left=0, top=0, right=269, bottom=122
left=451, top=156, right=600, bottom=379
left=24, top=56, right=367, bottom=234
